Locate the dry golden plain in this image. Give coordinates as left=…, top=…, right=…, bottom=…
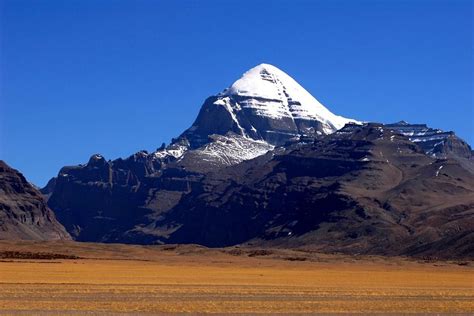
left=0, top=241, right=472, bottom=315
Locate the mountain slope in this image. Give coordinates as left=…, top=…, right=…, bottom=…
left=44, top=123, right=474, bottom=259
left=149, top=124, right=474, bottom=258
left=0, top=161, right=70, bottom=240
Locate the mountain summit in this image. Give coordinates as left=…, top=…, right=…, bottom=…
left=222, top=63, right=353, bottom=130
left=179, top=63, right=357, bottom=148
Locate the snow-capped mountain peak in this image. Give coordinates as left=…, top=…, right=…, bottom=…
left=151, top=63, right=360, bottom=168
left=179, top=63, right=358, bottom=148
left=220, top=63, right=356, bottom=131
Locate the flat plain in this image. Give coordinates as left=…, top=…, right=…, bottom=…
left=0, top=241, right=472, bottom=315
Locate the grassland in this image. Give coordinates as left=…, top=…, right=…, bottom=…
left=0, top=241, right=472, bottom=314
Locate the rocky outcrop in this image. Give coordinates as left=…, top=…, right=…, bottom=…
left=386, top=121, right=474, bottom=174
left=385, top=121, right=473, bottom=159
left=0, top=161, right=70, bottom=240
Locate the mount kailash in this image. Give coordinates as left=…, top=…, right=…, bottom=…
left=1, top=63, right=472, bottom=259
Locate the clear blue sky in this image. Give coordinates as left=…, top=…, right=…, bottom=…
left=1, top=0, right=472, bottom=186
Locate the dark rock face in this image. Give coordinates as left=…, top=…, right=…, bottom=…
left=45, top=149, right=207, bottom=243
left=179, top=95, right=329, bottom=148
left=46, top=152, right=158, bottom=242
left=0, top=161, right=70, bottom=240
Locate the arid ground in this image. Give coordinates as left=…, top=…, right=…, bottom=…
left=0, top=241, right=472, bottom=314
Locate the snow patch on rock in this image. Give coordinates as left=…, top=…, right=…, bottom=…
left=193, top=134, right=274, bottom=166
